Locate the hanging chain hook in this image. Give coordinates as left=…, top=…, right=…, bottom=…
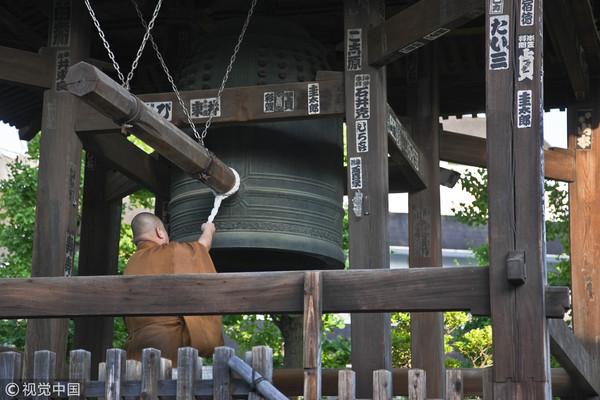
left=84, top=0, right=163, bottom=90
left=196, top=0, right=258, bottom=146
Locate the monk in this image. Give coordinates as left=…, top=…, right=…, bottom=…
left=123, top=212, right=224, bottom=365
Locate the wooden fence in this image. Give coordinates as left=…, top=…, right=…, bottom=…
left=0, top=346, right=472, bottom=400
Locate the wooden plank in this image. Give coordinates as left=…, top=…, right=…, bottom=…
left=486, top=0, right=551, bottom=397
left=140, top=348, right=160, bottom=400
left=408, top=369, right=426, bottom=400
left=368, top=0, right=485, bottom=66
left=68, top=350, right=91, bottom=400
left=407, top=45, right=445, bottom=398
left=0, top=7, right=46, bottom=49
left=213, top=347, right=234, bottom=400
left=373, top=370, right=392, bottom=400
left=24, top=0, right=90, bottom=380
left=445, top=369, right=463, bottom=400
left=303, top=272, right=322, bottom=400
left=0, top=46, right=53, bottom=88
left=77, top=132, right=171, bottom=200
left=545, top=0, right=589, bottom=100
left=338, top=370, right=355, bottom=400
left=105, top=349, right=126, bottom=400
left=344, top=0, right=392, bottom=396
left=249, top=346, right=273, bottom=400
left=439, top=130, right=576, bottom=182
left=33, top=351, right=56, bottom=400
left=270, top=367, right=573, bottom=397
left=568, top=103, right=600, bottom=365
left=0, top=268, right=568, bottom=318
left=64, top=62, right=235, bottom=194
left=548, top=319, right=600, bottom=396
left=177, top=347, right=197, bottom=400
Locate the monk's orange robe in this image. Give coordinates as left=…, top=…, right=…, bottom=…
left=123, top=241, right=224, bottom=365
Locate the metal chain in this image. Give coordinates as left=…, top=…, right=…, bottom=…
left=197, top=0, right=258, bottom=145
left=84, top=0, right=163, bottom=90
left=83, top=0, right=126, bottom=85
left=131, top=0, right=200, bottom=139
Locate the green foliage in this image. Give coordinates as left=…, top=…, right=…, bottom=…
left=0, top=135, right=40, bottom=279
left=321, top=314, right=351, bottom=368
left=223, top=315, right=284, bottom=367
left=453, top=325, right=493, bottom=368
left=391, top=312, right=411, bottom=367
left=0, top=136, right=41, bottom=350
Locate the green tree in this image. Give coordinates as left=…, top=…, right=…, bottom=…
left=0, top=135, right=40, bottom=350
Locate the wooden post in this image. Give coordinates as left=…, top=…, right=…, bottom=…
left=33, top=350, right=56, bottom=400
left=73, top=154, right=122, bottom=379
left=104, top=349, right=126, bottom=400
left=568, top=98, right=600, bottom=364
left=485, top=0, right=552, bottom=397
left=406, top=44, right=445, bottom=397
left=177, top=347, right=198, bottom=400
left=69, top=350, right=91, bottom=400
left=226, top=355, right=287, bottom=400
left=140, top=348, right=160, bottom=400
left=445, top=369, right=463, bottom=400
left=408, top=369, right=427, bottom=400
left=344, top=0, right=392, bottom=395
left=213, top=347, right=234, bottom=400
left=24, top=0, right=90, bottom=379
left=338, top=370, right=356, bottom=400
left=303, top=272, right=322, bottom=400
left=373, top=370, right=392, bottom=400
left=65, top=61, right=236, bottom=194
left=249, top=346, right=273, bottom=400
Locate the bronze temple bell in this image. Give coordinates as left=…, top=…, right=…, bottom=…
left=169, top=17, right=345, bottom=272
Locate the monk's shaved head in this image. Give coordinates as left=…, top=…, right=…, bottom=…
left=131, top=212, right=167, bottom=244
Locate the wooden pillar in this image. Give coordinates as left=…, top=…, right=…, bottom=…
left=24, top=0, right=89, bottom=379
left=485, top=0, right=552, bottom=397
left=407, top=45, right=445, bottom=398
left=344, top=0, right=392, bottom=396
left=73, top=154, right=123, bottom=379
left=568, top=86, right=600, bottom=363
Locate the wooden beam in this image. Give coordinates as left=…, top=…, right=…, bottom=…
left=0, top=46, right=53, bottom=88
left=570, top=0, right=600, bottom=73
left=387, top=106, right=427, bottom=190
left=0, top=6, right=46, bottom=50
left=77, top=131, right=170, bottom=200
left=548, top=319, right=600, bottom=396
left=0, top=267, right=570, bottom=319
left=24, top=0, right=90, bottom=380
left=545, top=0, right=589, bottom=100
left=74, top=78, right=345, bottom=132
left=344, top=0, right=392, bottom=395
left=271, top=368, right=576, bottom=397
left=64, top=61, right=235, bottom=194
left=73, top=155, right=122, bottom=380
left=485, top=0, right=551, bottom=396
left=407, top=46, right=445, bottom=397
left=439, top=130, right=576, bottom=182
left=367, top=0, right=485, bottom=66
left=568, top=99, right=600, bottom=362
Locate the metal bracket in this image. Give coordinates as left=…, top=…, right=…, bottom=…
left=507, top=250, right=526, bottom=285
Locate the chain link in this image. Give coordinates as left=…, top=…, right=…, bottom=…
left=84, top=0, right=163, bottom=90
left=131, top=0, right=200, bottom=138
left=197, top=0, right=258, bottom=145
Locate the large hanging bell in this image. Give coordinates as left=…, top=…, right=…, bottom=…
left=169, top=17, right=345, bottom=272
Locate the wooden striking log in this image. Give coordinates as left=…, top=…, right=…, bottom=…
left=64, top=61, right=236, bottom=194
